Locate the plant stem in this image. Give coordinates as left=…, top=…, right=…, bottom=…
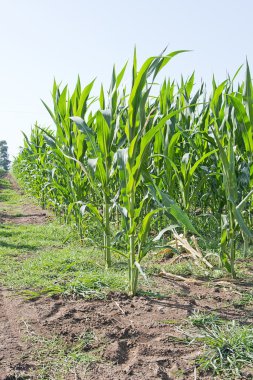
left=103, top=198, right=111, bottom=268
left=228, top=204, right=236, bottom=278
left=128, top=192, right=138, bottom=295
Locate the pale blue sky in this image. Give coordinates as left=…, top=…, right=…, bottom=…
left=0, top=0, right=252, bottom=159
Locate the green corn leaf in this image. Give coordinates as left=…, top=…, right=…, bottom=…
left=77, top=78, right=96, bottom=118
left=132, top=46, right=137, bottom=89
left=134, top=193, right=149, bottom=219
left=134, top=261, right=148, bottom=281
left=181, top=152, right=191, bottom=181
left=132, top=109, right=188, bottom=182
left=96, top=111, right=111, bottom=158
left=126, top=164, right=135, bottom=195
left=99, top=84, right=105, bottom=109
left=128, top=134, right=139, bottom=162
left=150, top=50, right=189, bottom=80
left=116, top=61, right=128, bottom=88
left=43, top=134, right=56, bottom=149
left=87, top=158, right=98, bottom=176
left=233, top=205, right=253, bottom=238
left=96, top=157, right=107, bottom=188
left=22, top=132, right=32, bottom=148
left=212, top=128, right=237, bottom=201
left=185, top=72, right=195, bottom=99
left=244, top=59, right=253, bottom=125
left=70, top=116, right=99, bottom=156
left=210, top=80, right=227, bottom=113
left=80, top=203, right=104, bottom=227
left=117, top=148, right=128, bottom=208
left=220, top=250, right=232, bottom=273
left=76, top=133, right=86, bottom=160
left=100, top=110, right=111, bottom=126
left=228, top=94, right=253, bottom=153
left=232, top=64, right=243, bottom=82
left=149, top=184, right=198, bottom=234
left=41, top=99, right=56, bottom=124
left=67, top=202, right=76, bottom=215
left=138, top=208, right=163, bottom=246
left=189, top=149, right=217, bottom=177
left=129, top=56, right=154, bottom=130
left=153, top=226, right=179, bottom=242
left=57, top=85, right=68, bottom=119
left=161, top=191, right=198, bottom=234
left=129, top=50, right=187, bottom=133
left=237, top=189, right=253, bottom=211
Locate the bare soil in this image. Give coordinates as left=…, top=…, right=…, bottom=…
left=1, top=283, right=253, bottom=380
left=0, top=176, right=253, bottom=379
left=0, top=174, right=51, bottom=225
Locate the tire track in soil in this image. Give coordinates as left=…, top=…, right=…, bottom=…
left=0, top=288, right=25, bottom=379
left=0, top=175, right=47, bottom=379
left=0, top=288, right=48, bottom=380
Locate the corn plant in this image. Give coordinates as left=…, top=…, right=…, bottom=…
left=13, top=52, right=253, bottom=292
left=116, top=50, right=198, bottom=295
left=210, top=86, right=253, bottom=276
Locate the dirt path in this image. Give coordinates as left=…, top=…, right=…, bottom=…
left=0, top=173, right=51, bottom=225
left=0, top=288, right=36, bottom=379
left=0, top=175, right=49, bottom=379
left=0, top=288, right=23, bottom=379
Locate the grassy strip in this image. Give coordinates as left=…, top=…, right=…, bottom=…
left=21, top=328, right=100, bottom=379
left=0, top=177, right=127, bottom=299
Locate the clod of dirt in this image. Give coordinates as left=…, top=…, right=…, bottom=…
left=103, top=340, right=128, bottom=364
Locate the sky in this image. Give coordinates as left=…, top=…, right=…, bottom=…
left=0, top=0, right=253, bottom=160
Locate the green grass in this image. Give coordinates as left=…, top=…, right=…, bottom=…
left=23, top=328, right=100, bottom=379
left=233, top=291, right=253, bottom=308
left=0, top=190, right=21, bottom=207
left=0, top=222, right=128, bottom=298
left=188, top=310, right=223, bottom=328
left=197, top=321, right=253, bottom=378
left=0, top=179, right=127, bottom=298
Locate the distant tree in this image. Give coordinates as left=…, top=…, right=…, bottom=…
left=0, top=140, right=11, bottom=171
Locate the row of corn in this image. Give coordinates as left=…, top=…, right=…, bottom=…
left=13, top=50, right=253, bottom=294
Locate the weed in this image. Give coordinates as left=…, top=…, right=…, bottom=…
left=233, top=292, right=253, bottom=308
left=197, top=321, right=253, bottom=377
left=25, top=330, right=99, bottom=379
left=188, top=310, right=223, bottom=328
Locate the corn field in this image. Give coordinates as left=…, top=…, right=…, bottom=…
left=13, top=50, right=253, bottom=295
